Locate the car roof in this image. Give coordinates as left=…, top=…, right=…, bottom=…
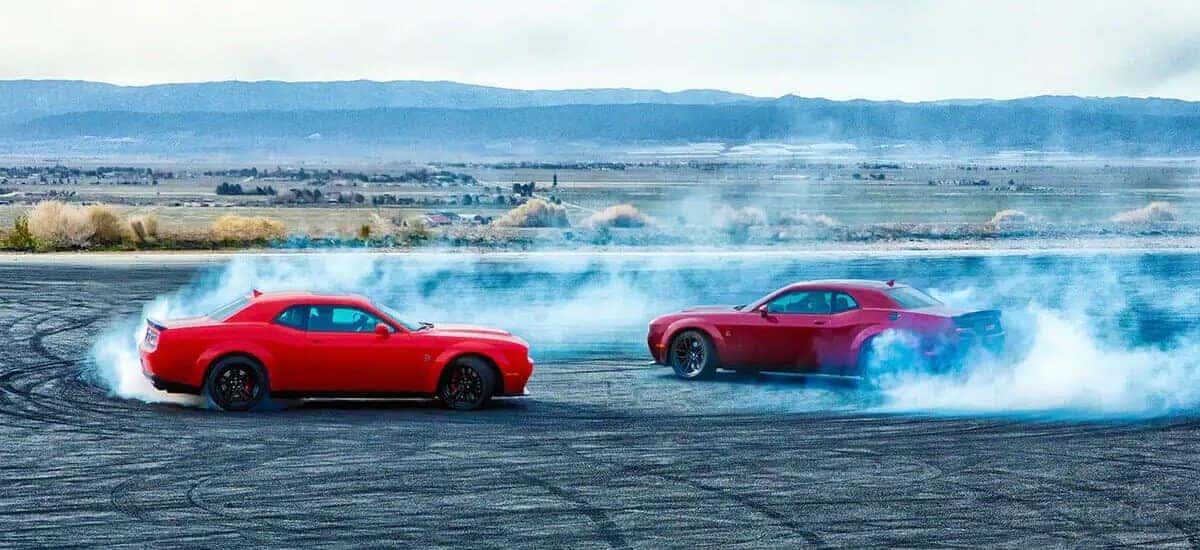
left=249, top=291, right=372, bottom=306
left=786, top=279, right=907, bottom=291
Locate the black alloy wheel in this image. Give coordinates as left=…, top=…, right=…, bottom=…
left=438, top=357, right=497, bottom=410
left=670, top=330, right=717, bottom=379
left=205, top=357, right=267, bottom=412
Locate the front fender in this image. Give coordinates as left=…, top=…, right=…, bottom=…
left=427, top=341, right=515, bottom=393
left=192, top=342, right=280, bottom=389
left=661, top=318, right=728, bottom=361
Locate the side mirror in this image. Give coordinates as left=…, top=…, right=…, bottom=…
left=758, top=307, right=770, bottom=318
left=374, top=323, right=391, bottom=337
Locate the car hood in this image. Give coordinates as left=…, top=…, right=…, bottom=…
left=425, top=323, right=513, bottom=337
left=680, top=305, right=740, bottom=313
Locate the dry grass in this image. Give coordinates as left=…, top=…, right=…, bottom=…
left=1112, top=201, right=1178, bottom=223
left=583, top=204, right=652, bottom=229
left=211, top=214, right=287, bottom=242
left=715, top=206, right=767, bottom=232
left=26, top=201, right=98, bottom=248
left=775, top=212, right=839, bottom=228
left=988, top=209, right=1035, bottom=225
left=492, top=199, right=569, bottom=228
left=127, top=214, right=159, bottom=243
left=87, top=205, right=124, bottom=245
left=389, top=216, right=433, bottom=245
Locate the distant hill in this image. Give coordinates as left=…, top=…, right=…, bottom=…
left=2, top=80, right=1200, bottom=156
left=0, top=79, right=762, bottom=123
left=9, top=97, right=1200, bottom=155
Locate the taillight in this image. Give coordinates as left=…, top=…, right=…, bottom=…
left=142, top=326, right=159, bottom=351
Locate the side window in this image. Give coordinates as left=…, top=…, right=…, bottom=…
left=765, top=291, right=832, bottom=314
left=275, top=305, right=309, bottom=330
left=831, top=292, right=859, bottom=314
left=308, top=306, right=390, bottom=333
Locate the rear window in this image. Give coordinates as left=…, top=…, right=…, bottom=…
left=207, top=296, right=251, bottom=321
left=886, top=287, right=942, bottom=309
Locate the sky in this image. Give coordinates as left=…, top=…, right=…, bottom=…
left=2, top=0, right=1199, bottom=101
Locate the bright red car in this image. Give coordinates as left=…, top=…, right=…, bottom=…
left=647, top=279, right=1003, bottom=379
left=140, top=291, right=533, bottom=411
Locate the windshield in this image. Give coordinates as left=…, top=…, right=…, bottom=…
left=373, top=301, right=425, bottom=331
left=886, top=287, right=942, bottom=309
left=207, top=296, right=251, bottom=321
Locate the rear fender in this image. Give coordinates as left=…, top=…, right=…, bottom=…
left=194, top=343, right=279, bottom=389
left=851, top=325, right=892, bottom=359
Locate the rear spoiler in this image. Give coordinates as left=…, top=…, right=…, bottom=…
left=953, top=309, right=1002, bottom=325
left=146, top=318, right=168, bottom=331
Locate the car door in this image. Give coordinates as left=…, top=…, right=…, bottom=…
left=265, top=304, right=320, bottom=391
left=744, top=290, right=831, bottom=370
left=305, top=305, right=408, bottom=393
left=810, top=291, right=865, bottom=373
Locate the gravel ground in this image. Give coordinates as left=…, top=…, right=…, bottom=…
left=2, top=261, right=1200, bottom=548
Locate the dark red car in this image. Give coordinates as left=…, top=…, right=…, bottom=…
left=647, top=279, right=1002, bottom=379
left=140, top=291, right=533, bottom=411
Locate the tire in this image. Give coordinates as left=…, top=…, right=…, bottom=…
left=204, top=356, right=268, bottom=412
left=438, top=357, right=497, bottom=411
left=857, top=337, right=877, bottom=375
left=669, top=329, right=719, bottom=380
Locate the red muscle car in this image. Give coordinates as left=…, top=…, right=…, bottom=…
left=140, top=291, right=533, bottom=411
left=647, top=280, right=1003, bottom=379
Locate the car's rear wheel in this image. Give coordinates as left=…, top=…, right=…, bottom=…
left=438, top=357, right=497, bottom=411
left=857, top=337, right=877, bottom=374
left=205, top=356, right=267, bottom=412
left=669, top=329, right=718, bottom=379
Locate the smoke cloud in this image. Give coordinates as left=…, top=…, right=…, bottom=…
left=86, top=250, right=1200, bottom=417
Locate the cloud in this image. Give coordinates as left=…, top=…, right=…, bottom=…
left=1, top=0, right=1198, bottom=100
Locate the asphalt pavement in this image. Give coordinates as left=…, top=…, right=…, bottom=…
left=1, top=261, right=1199, bottom=548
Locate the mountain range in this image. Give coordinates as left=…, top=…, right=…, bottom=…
left=2, top=80, right=1199, bottom=156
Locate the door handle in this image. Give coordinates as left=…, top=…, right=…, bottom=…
left=813, top=320, right=827, bottom=326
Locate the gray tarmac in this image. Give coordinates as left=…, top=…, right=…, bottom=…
left=2, top=261, right=1199, bottom=548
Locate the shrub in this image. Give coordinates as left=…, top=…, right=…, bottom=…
left=27, top=201, right=96, bottom=248
left=127, top=214, right=159, bottom=243
left=1112, top=201, right=1178, bottom=223
left=988, top=209, right=1033, bottom=225
left=87, top=205, right=124, bottom=245
left=492, top=198, right=569, bottom=228
left=2, top=216, right=37, bottom=250
left=393, top=218, right=432, bottom=245
left=775, top=212, right=839, bottom=228
left=211, top=214, right=287, bottom=242
left=714, top=205, right=767, bottom=232
left=583, top=204, right=651, bottom=229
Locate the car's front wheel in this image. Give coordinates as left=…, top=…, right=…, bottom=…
left=669, top=329, right=719, bottom=380
left=205, top=356, right=267, bottom=412
left=438, top=357, right=497, bottom=410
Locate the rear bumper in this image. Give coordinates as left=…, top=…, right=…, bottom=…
left=927, top=331, right=1005, bottom=366
left=145, top=372, right=201, bottom=395
left=141, top=355, right=200, bottom=395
